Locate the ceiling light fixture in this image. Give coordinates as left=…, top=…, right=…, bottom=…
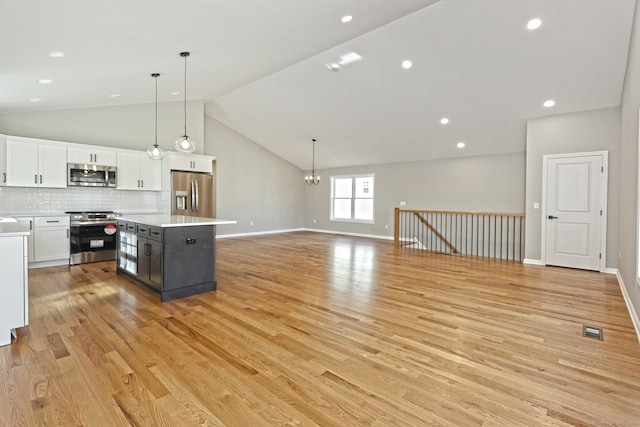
left=326, top=63, right=341, bottom=72
left=527, top=18, right=542, bottom=30
left=457, top=142, right=465, bottom=149
left=109, top=94, right=121, bottom=98
left=29, top=98, right=42, bottom=102
left=48, top=51, right=65, bottom=58
left=147, top=73, right=166, bottom=160
left=175, top=51, right=196, bottom=153
left=440, top=118, right=450, bottom=125
left=339, top=52, right=362, bottom=65
left=305, top=139, right=320, bottom=185
left=543, top=99, right=555, bottom=107
left=402, top=60, right=413, bottom=69
left=341, top=15, right=353, bottom=23
left=171, top=91, right=180, bottom=95
left=36, top=79, right=52, bottom=84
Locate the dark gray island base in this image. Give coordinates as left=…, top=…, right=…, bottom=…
left=116, top=215, right=236, bottom=302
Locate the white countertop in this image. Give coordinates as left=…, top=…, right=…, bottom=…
left=118, top=214, right=237, bottom=228
left=0, top=218, right=30, bottom=236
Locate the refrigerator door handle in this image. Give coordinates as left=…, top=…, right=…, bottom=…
left=190, top=178, right=196, bottom=213
left=194, top=178, right=199, bottom=214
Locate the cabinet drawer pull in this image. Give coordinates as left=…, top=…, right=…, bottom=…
left=186, top=238, right=196, bottom=245
left=46, top=220, right=60, bottom=223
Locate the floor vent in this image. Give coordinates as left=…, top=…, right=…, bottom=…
left=583, top=325, right=603, bottom=341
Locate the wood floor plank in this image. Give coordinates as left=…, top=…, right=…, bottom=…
left=1, top=231, right=639, bottom=426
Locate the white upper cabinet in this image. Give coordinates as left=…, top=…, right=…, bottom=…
left=166, top=152, right=213, bottom=174
left=5, top=137, right=67, bottom=188
left=67, top=145, right=117, bottom=166
left=0, top=135, right=6, bottom=186
left=116, top=150, right=161, bottom=191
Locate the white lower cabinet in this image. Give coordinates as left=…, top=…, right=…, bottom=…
left=33, top=216, right=70, bottom=263
left=14, top=217, right=35, bottom=262
left=0, top=234, right=28, bottom=346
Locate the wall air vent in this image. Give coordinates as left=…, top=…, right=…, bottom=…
left=582, top=325, right=603, bottom=341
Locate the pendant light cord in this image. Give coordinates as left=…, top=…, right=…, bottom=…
left=155, top=75, right=158, bottom=146
left=312, top=138, right=316, bottom=175
left=183, top=53, right=187, bottom=136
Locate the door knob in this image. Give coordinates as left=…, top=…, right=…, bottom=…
left=547, top=215, right=558, bottom=219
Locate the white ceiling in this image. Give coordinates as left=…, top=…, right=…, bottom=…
left=0, top=0, right=634, bottom=170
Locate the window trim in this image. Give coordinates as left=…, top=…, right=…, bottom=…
left=330, top=173, right=375, bottom=224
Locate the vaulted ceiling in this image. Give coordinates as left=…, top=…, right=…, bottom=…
left=0, top=0, right=634, bottom=169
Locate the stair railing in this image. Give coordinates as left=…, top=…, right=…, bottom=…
left=394, top=208, right=525, bottom=261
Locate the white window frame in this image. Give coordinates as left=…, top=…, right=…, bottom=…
left=330, top=173, right=375, bottom=224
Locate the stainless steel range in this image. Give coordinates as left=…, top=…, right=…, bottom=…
left=67, top=211, right=119, bottom=265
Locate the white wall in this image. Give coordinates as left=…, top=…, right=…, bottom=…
left=0, top=101, right=205, bottom=215
left=524, top=107, right=621, bottom=267
left=204, top=115, right=304, bottom=236
left=618, top=0, right=640, bottom=329
left=0, top=101, right=204, bottom=153
left=303, top=152, right=525, bottom=238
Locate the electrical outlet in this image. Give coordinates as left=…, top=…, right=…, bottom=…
left=384, top=224, right=389, bottom=230
left=250, top=221, right=254, bottom=226
left=400, top=201, right=407, bottom=206
left=534, top=202, right=539, bottom=209
left=313, top=219, right=317, bottom=223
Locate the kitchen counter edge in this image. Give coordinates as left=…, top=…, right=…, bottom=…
left=117, top=215, right=237, bottom=228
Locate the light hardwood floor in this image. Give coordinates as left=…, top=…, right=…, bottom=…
left=1, top=231, right=639, bottom=426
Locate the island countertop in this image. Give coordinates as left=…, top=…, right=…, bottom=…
left=0, top=218, right=31, bottom=237
left=117, top=214, right=237, bottom=228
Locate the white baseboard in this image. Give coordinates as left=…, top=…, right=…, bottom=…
left=29, top=259, right=69, bottom=269
left=602, top=267, right=618, bottom=275
left=523, top=258, right=544, bottom=265
left=615, top=270, right=640, bottom=344
left=216, top=228, right=304, bottom=239
left=303, top=228, right=394, bottom=241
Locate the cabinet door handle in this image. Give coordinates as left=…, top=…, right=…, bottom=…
left=2, top=172, right=5, bottom=183
left=140, top=180, right=143, bottom=188
left=40, top=175, right=43, bottom=184
left=29, top=220, right=32, bottom=230
left=34, top=174, right=38, bottom=184
left=144, top=243, right=151, bottom=256
left=66, top=229, right=69, bottom=238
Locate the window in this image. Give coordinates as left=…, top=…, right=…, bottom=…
left=330, top=174, right=375, bottom=223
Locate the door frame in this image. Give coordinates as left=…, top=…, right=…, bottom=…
left=541, top=151, right=608, bottom=271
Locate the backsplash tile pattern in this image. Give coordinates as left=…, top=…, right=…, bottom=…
left=0, top=187, right=169, bottom=215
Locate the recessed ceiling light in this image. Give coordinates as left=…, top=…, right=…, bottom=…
left=172, top=91, right=181, bottom=95
left=543, top=99, right=555, bottom=107
left=36, top=79, right=53, bottom=84
left=457, top=142, right=465, bottom=149
left=527, top=18, right=542, bottom=30
left=440, top=118, right=450, bottom=125
left=29, top=98, right=43, bottom=102
left=109, top=94, right=121, bottom=98
left=48, top=51, right=65, bottom=58
left=338, top=52, right=362, bottom=65
left=402, top=60, right=413, bottom=69
left=326, top=63, right=341, bottom=72
left=341, top=15, right=353, bottom=23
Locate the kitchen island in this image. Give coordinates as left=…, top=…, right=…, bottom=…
left=116, top=215, right=236, bottom=302
left=0, top=218, right=30, bottom=346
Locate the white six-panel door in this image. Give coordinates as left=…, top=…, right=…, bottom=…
left=543, top=152, right=607, bottom=271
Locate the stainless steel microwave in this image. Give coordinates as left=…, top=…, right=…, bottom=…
left=68, top=163, right=117, bottom=187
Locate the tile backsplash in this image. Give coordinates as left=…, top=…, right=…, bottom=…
left=0, top=187, right=169, bottom=214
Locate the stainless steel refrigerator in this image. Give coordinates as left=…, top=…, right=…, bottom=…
left=171, top=171, right=215, bottom=218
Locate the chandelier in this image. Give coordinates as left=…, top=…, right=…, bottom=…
left=305, top=138, right=320, bottom=185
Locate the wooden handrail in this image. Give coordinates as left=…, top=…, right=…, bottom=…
left=399, top=209, right=525, bottom=217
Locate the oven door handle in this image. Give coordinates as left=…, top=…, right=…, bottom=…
left=70, top=220, right=117, bottom=226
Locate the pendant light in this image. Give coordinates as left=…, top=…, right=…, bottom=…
left=305, top=139, right=320, bottom=185
left=147, top=73, right=166, bottom=160
left=175, top=51, right=196, bottom=153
